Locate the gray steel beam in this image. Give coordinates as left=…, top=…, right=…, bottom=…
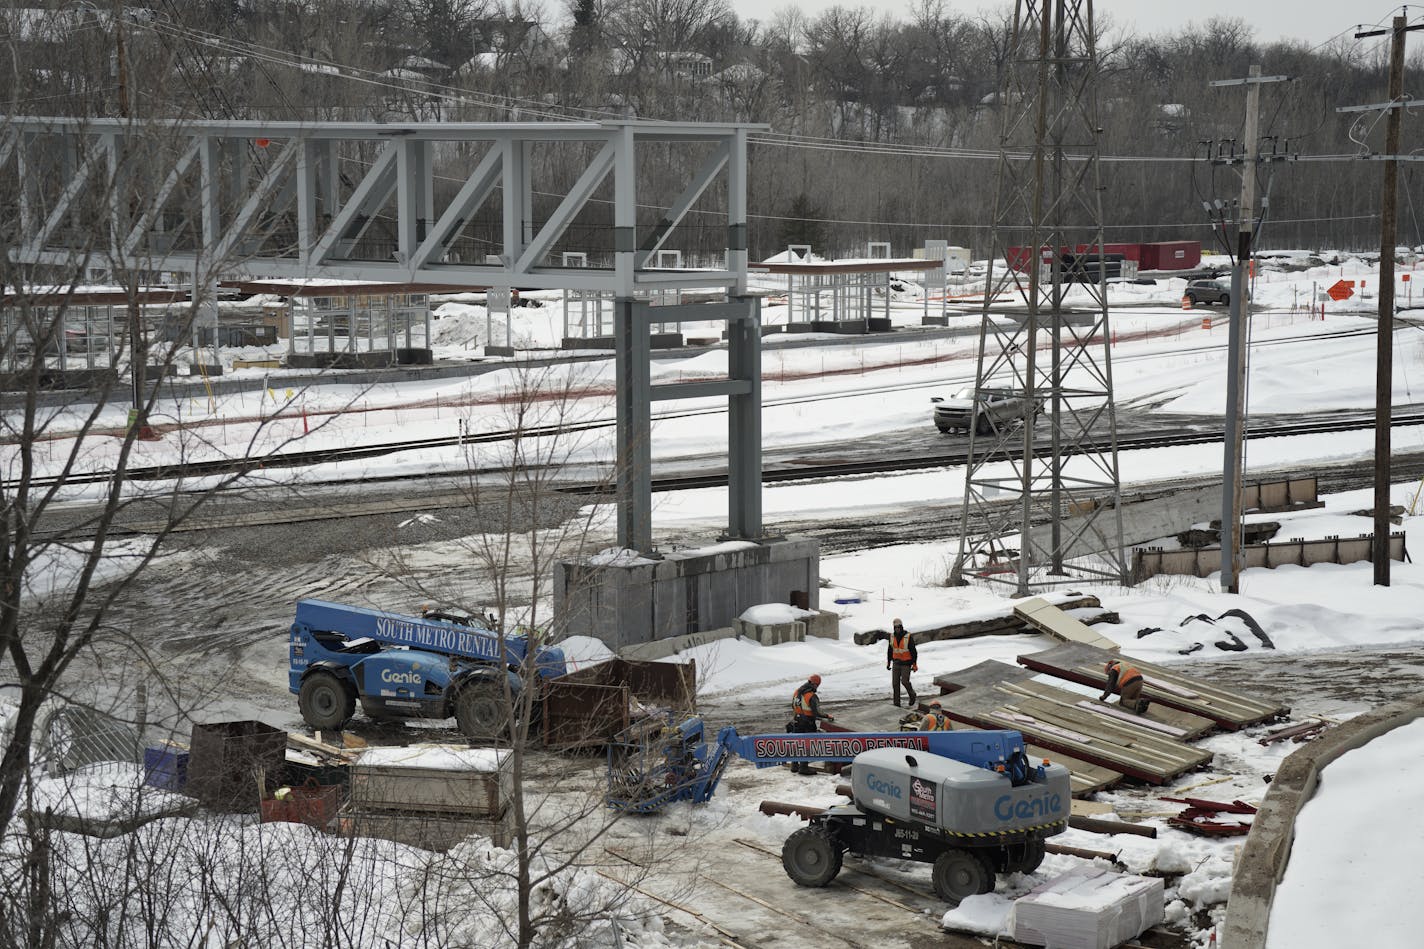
left=515, top=141, right=615, bottom=274
left=311, top=140, right=398, bottom=265
left=211, top=139, right=298, bottom=263
left=636, top=141, right=729, bottom=269
left=725, top=295, right=763, bottom=539
left=615, top=298, right=653, bottom=553
left=649, top=379, right=753, bottom=402
left=408, top=146, right=502, bottom=272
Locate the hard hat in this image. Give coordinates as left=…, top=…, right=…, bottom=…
left=929, top=700, right=943, bottom=709
left=1105, top=659, right=1120, bottom=671
left=808, top=674, right=822, bottom=686
left=893, top=617, right=903, bottom=625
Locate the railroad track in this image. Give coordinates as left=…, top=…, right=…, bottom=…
left=14, top=405, right=1424, bottom=499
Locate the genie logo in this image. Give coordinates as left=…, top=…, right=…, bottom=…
left=381, top=668, right=423, bottom=685
left=994, top=791, right=1064, bottom=823
left=864, top=772, right=902, bottom=799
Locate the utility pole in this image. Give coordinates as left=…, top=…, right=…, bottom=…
left=1341, top=16, right=1424, bottom=585
left=1209, top=66, right=1287, bottom=594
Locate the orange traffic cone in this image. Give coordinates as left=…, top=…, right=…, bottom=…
left=1181, top=295, right=1192, bottom=310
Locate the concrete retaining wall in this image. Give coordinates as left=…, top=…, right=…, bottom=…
left=1221, top=697, right=1424, bottom=947
left=556, top=537, right=821, bottom=650
left=1133, top=532, right=1406, bottom=583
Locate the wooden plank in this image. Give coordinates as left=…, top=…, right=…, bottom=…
left=940, top=683, right=1212, bottom=784
left=858, top=595, right=1105, bottom=647
left=1017, top=643, right=1290, bottom=729
left=1014, top=597, right=1121, bottom=650
left=933, top=659, right=1032, bottom=694
left=1006, top=679, right=1215, bottom=740
left=932, top=661, right=1215, bottom=739
left=1024, top=743, right=1122, bottom=797
left=1002, top=694, right=1212, bottom=778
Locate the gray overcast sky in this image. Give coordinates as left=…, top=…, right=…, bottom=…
left=729, top=1, right=1405, bottom=48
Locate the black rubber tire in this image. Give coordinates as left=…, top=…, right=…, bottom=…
left=782, top=827, right=843, bottom=888
left=1185, top=293, right=1198, bottom=306
left=995, top=838, right=1047, bottom=874
left=298, top=671, right=355, bottom=731
left=932, top=849, right=995, bottom=905
left=974, top=414, right=991, bottom=436
left=1222, top=295, right=1230, bottom=307
left=454, top=680, right=510, bottom=741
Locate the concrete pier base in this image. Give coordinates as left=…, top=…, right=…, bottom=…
left=555, top=537, right=821, bottom=651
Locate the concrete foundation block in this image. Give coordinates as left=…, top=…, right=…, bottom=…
left=557, top=536, right=821, bottom=650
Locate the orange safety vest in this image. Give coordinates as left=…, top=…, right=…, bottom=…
left=891, top=631, right=913, bottom=662
left=922, top=712, right=949, bottom=731
left=1116, top=664, right=1143, bottom=688
left=792, top=687, right=816, bottom=716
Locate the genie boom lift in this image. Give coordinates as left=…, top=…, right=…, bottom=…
left=606, top=718, right=1070, bottom=904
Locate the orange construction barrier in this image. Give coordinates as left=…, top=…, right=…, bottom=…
left=1182, top=296, right=1192, bottom=310
left=1201, top=317, right=1213, bottom=331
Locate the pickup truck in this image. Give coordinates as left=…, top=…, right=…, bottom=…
left=932, top=387, right=1041, bottom=435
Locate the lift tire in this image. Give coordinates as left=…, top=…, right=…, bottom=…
left=782, top=827, right=843, bottom=888
left=932, top=849, right=995, bottom=905
left=996, top=837, right=1047, bottom=874
left=454, top=680, right=510, bottom=741
left=974, top=414, right=992, bottom=436
left=299, top=671, right=356, bottom=731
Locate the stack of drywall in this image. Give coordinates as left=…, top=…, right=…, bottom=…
left=339, top=744, right=512, bottom=851
left=1009, top=866, right=1164, bottom=949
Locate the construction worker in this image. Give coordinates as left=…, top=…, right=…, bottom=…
left=919, top=700, right=950, bottom=731
left=790, top=675, right=833, bottom=775
left=886, top=618, right=918, bottom=708
left=1100, top=659, right=1149, bottom=714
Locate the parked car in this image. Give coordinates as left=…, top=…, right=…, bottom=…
left=931, top=386, right=1042, bottom=435
left=1183, top=279, right=1230, bottom=307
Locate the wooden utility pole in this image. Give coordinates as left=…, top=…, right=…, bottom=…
left=1343, top=16, right=1424, bottom=585
left=1210, top=66, right=1287, bottom=594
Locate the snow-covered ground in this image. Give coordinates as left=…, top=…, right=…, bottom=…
left=6, top=249, right=1424, bottom=947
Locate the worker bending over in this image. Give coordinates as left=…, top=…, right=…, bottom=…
left=1100, top=659, right=1150, bottom=714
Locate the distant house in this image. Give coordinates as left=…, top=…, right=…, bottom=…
left=1154, top=103, right=1188, bottom=135
left=658, top=51, right=713, bottom=80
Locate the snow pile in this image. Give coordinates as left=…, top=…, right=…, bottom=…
left=27, top=761, right=189, bottom=823
left=941, top=892, right=1013, bottom=935
left=1266, top=715, right=1424, bottom=948
left=738, top=603, right=818, bottom=624
left=558, top=635, right=616, bottom=669
left=587, top=547, right=659, bottom=566
left=356, top=744, right=509, bottom=772
left=404, top=836, right=665, bottom=948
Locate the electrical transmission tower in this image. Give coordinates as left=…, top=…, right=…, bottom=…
left=950, top=0, right=1127, bottom=593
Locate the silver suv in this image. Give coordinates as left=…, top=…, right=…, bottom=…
left=931, top=386, right=1042, bottom=435
left=1184, top=279, right=1230, bottom=306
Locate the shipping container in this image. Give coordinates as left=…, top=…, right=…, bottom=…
left=1139, top=241, right=1201, bottom=271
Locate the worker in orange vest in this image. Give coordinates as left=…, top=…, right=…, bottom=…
left=918, top=700, right=950, bottom=731
left=790, top=674, right=834, bottom=775
left=886, top=618, right=918, bottom=707
left=1100, top=659, right=1149, bottom=714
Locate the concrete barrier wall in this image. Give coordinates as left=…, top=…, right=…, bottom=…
left=1221, top=698, right=1424, bottom=948
left=1132, top=532, right=1406, bottom=583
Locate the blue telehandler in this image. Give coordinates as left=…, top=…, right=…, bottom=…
left=288, top=598, right=567, bottom=740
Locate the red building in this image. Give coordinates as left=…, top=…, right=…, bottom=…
left=1005, top=241, right=1200, bottom=273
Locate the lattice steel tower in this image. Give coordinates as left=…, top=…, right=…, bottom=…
left=950, top=0, right=1128, bottom=593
